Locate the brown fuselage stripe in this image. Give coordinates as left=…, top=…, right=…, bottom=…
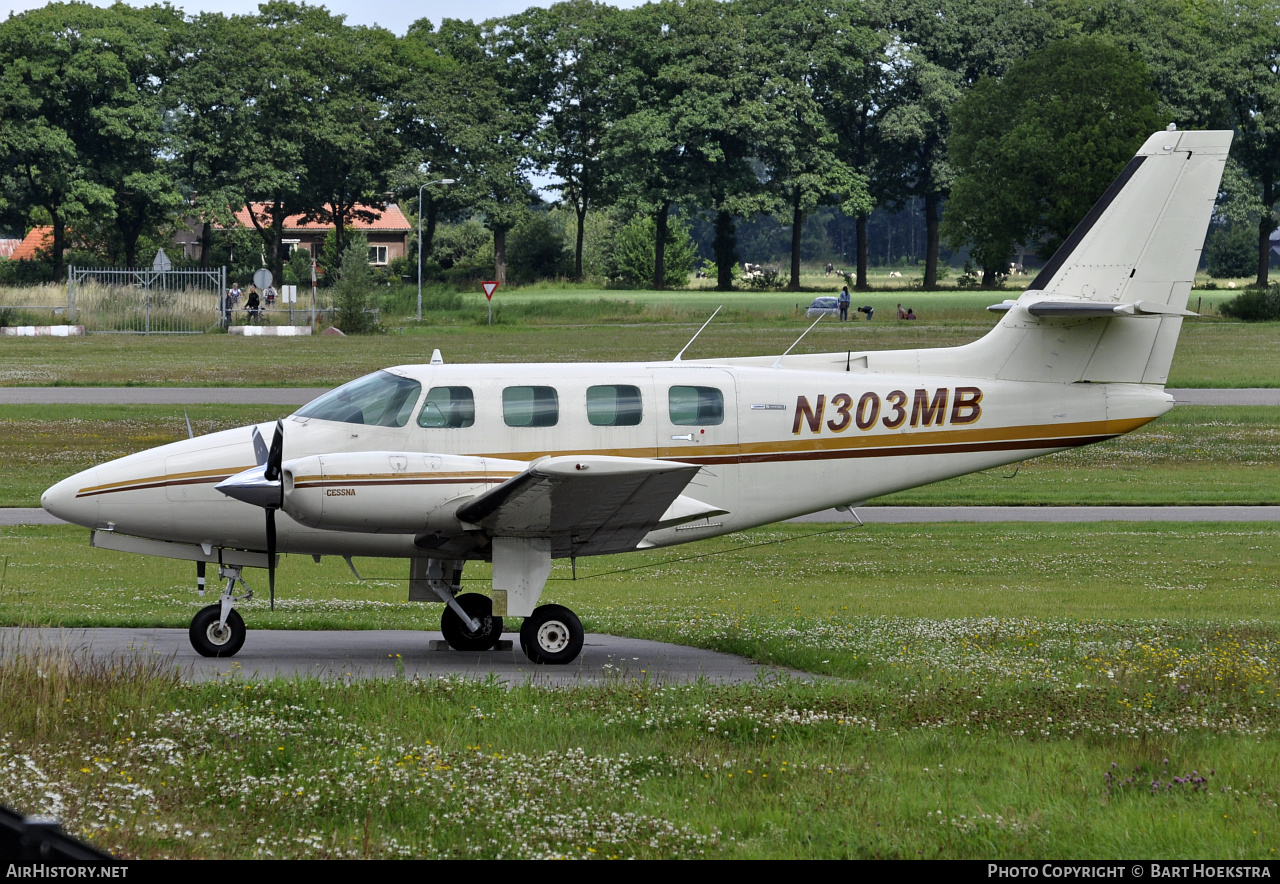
left=699, top=434, right=1117, bottom=466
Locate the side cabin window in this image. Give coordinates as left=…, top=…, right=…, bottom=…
left=587, top=384, right=643, bottom=427
left=669, top=385, right=724, bottom=426
left=418, top=386, right=475, bottom=428
left=295, top=370, right=421, bottom=427
left=503, top=386, right=559, bottom=427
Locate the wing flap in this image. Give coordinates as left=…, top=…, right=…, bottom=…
left=456, top=455, right=714, bottom=555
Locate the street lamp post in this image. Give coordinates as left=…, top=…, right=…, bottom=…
left=418, top=177, right=456, bottom=321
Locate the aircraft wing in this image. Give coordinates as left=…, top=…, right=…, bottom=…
left=456, top=455, right=725, bottom=556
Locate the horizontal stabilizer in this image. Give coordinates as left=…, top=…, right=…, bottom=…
left=987, top=299, right=1199, bottom=318
left=456, top=455, right=711, bottom=556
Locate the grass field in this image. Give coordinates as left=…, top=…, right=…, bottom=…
left=1, top=404, right=1276, bottom=508
left=2, top=521, right=1280, bottom=858
left=1, top=288, right=1277, bottom=387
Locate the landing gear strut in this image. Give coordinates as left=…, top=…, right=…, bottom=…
left=189, top=565, right=250, bottom=657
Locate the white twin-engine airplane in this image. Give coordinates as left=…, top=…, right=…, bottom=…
left=42, top=128, right=1231, bottom=665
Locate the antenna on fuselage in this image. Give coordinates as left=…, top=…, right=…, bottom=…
left=673, top=306, right=722, bottom=362
left=431, top=349, right=443, bottom=365
left=772, top=314, right=824, bottom=368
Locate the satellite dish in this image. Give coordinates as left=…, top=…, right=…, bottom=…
left=253, top=268, right=273, bottom=290
left=152, top=249, right=172, bottom=273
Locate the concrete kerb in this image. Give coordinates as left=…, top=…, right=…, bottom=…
left=0, top=325, right=84, bottom=337
left=227, top=326, right=313, bottom=337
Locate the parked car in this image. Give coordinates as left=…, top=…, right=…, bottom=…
left=805, top=296, right=840, bottom=319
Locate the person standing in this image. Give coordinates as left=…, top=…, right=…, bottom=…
left=838, top=285, right=851, bottom=322
left=245, top=286, right=261, bottom=323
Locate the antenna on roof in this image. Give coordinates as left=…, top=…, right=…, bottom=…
left=773, top=315, right=824, bottom=368
left=673, top=306, right=722, bottom=362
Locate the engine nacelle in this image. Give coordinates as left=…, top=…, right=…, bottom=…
left=280, top=451, right=525, bottom=533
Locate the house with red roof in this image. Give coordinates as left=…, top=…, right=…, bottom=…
left=229, top=203, right=411, bottom=267
left=8, top=226, right=54, bottom=261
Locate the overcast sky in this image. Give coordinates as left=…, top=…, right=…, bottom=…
left=0, top=0, right=645, bottom=32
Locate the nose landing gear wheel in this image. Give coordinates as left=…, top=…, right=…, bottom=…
left=189, top=604, right=246, bottom=657
left=519, top=604, right=584, bottom=665
left=440, top=593, right=504, bottom=651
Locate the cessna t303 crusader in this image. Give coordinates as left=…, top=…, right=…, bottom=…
left=42, top=128, right=1231, bottom=665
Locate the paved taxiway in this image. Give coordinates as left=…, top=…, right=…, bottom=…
left=0, top=626, right=794, bottom=685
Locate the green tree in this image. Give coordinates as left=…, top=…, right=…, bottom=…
left=508, top=213, right=571, bottom=283
left=395, top=21, right=476, bottom=269
left=173, top=3, right=340, bottom=287
left=670, top=0, right=767, bottom=292
left=1205, top=224, right=1261, bottom=279
left=296, top=22, right=404, bottom=265
left=603, top=0, right=764, bottom=290
left=943, top=37, right=1166, bottom=285
left=421, top=18, right=537, bottom=285
left=811, top=0, right=895, bottom=290
left=331, top=230, right=376, bottom=333
left=1073, top=0, right=1278, bottom=285
left=0, top=3, right=183, bottom=277
left=608, top=213, right=697, bottom=288
left=880, top=0, right=1062, bottom=288
left=504, top=1, right=623, bottom=281
left=745, top=0, right=871, bottom=290
left=318, top=226, right=356, bottom=278
left=1226, top=0, right=1280, bottom=287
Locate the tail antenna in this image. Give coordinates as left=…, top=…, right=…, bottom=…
left=773, top=315, right=824, bottom=368
left=673, top=306, right=722, bottom=362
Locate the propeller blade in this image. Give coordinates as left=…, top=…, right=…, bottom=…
left=264, top=419, right=284, bottom=489
left=251, top=427, right=268, bottom=466
left=266, top=508, right=276, bottom=611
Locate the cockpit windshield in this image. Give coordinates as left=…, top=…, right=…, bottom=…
left=295, top=371, right=422, bottom=427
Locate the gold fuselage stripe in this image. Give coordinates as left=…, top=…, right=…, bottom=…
left=73, top=417, right=1146, bottom=499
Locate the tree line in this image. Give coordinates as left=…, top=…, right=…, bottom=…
left=1, top=0, right=1276, bottom=291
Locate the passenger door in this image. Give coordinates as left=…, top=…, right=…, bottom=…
left=653, top=368, right=738, bottom=517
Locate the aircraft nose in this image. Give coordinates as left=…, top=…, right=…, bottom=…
left=41, top=472, right=96, bottom=527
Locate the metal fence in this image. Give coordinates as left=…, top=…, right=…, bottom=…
left=67, top=265, right=226, bottom=334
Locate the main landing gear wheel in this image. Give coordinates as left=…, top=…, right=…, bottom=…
left=519, top=604, right=584, bottom=665
left=440, top=593, right=504, bottom=651
left=189, top=604, right=246, bottom=658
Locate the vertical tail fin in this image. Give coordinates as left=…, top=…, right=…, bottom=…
left=948, top=129, right=1233, bottom=385
left=1029, top=129, right=1232, bottom=312
left=1044, top=129, right=1230, bottom=385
